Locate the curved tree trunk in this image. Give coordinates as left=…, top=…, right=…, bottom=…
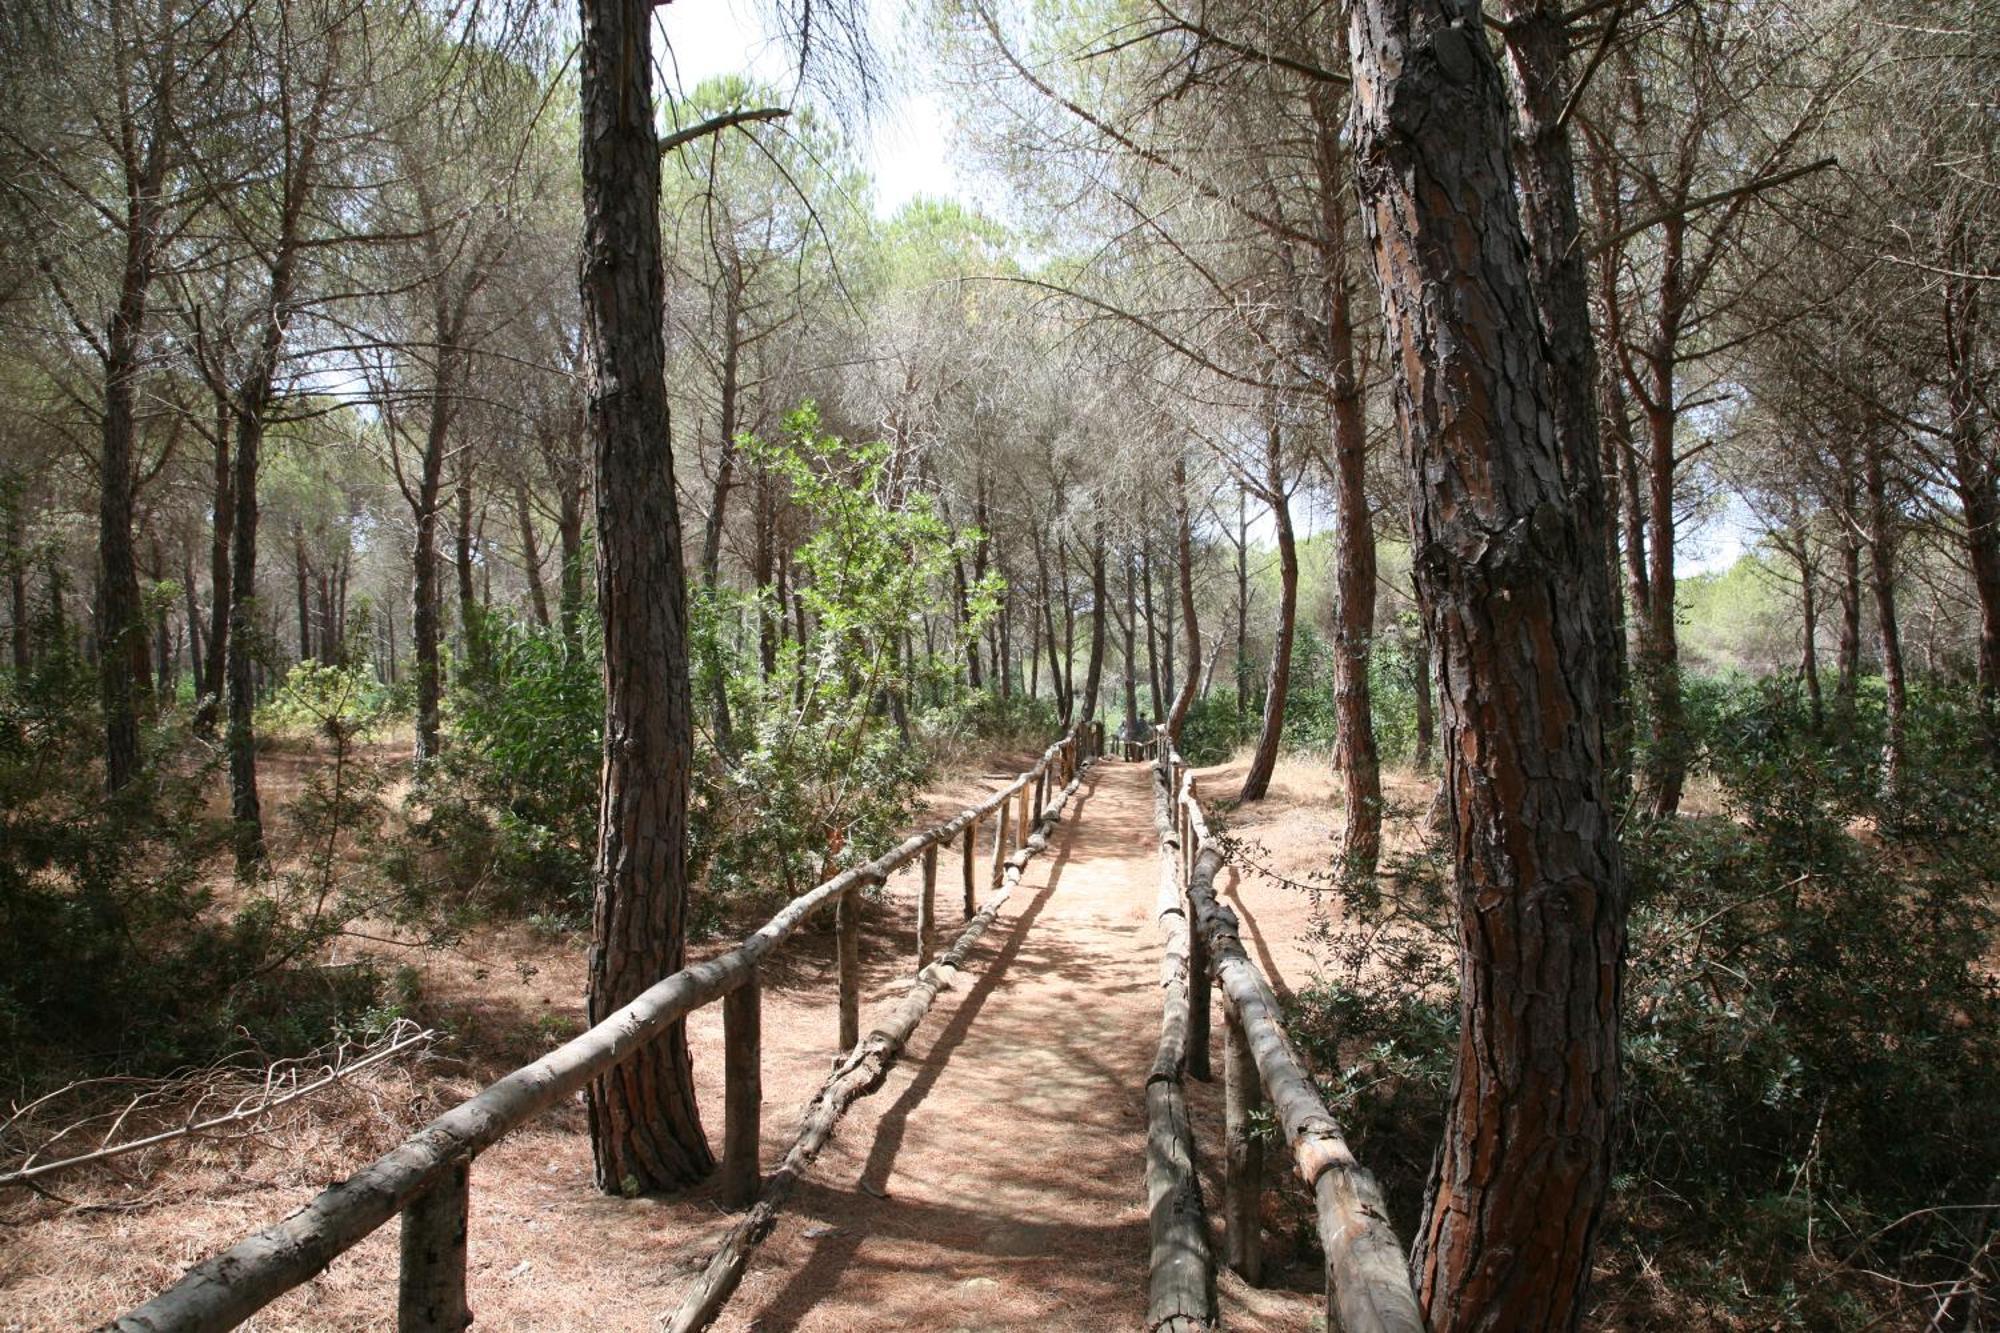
left=1237, top=434, right=1295, bottom=804
left=1347, top=3, right=1627, bottom=1328
left=577, top=0, right=714, bottom=1191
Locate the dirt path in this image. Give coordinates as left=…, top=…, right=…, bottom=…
left=705, top=759, right=1317, bottom=1333
left=10, top=758, right=1326, bottom=1330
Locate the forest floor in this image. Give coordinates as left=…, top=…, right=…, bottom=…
left=2, top=748, right=1416, bottom=1331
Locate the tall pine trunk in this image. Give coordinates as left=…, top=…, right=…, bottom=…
left=1310, top=86, right=1381, bottom=876
left=1166, top=459, right=1201, bottom=742
left=1076, top=530, right=1107, bottom=724
left=1238, top=432, right=1296, bottom=804
left=1867, top=438, right=1906, bottom=799
left=1348, top=4, right=1626, bottom=1327
left=577, top=0, right=713, bottom=1190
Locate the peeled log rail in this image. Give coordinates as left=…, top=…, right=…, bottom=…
left=1146, top=765, right=1218, bottom=1332
left=1162, top=752, right=1425, bottom=1333
left=663, top=763, right=1091, bottom=1333
left=106, top=732, right=1086, bottom=1333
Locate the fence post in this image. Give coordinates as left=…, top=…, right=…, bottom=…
left=837, top=883, right=861, bottom=1052
left=1016, top=784, right=1031, bottom=849
left=1187, top=863, right=1212, bottom=1083
left=990, top=804, right=1007, bottom=889
left=1223, top=1001, right=1264, bottom=1285
left=963, top=817, right=978, bottom=918
left=918, top=843, right=938, bottom=969
left=398, top=1157, right=471, bottom=1332
left=721, top=971, right=762, bottom=1209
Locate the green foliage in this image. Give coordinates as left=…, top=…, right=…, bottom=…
left=0, top=662, right=390, bottom=1086
left=392, top=614, right=602, bottom=919
left=1177, top=689, right=1253, bottom=766
left=932, top=688, right=1063, bottom=750
left=1289, top=685, right=2000, bottom=1327
left=689, top=404, right=996, bottom=920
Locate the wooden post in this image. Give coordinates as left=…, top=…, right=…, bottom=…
left=1187, top=876, right=1211, bottom=1082
left=1016, top=784, right=1031, bottom=849
left=990, top=804, right=1007, bottom=889
left=1034, top=768, right=1048, bottom=827
left=837, top=883, right=861, bottom=1052
left=1223, top=1002, right=1264, bottom=1284
left=963, top=817, right=978, bottom=918
left=398, top=1158, right=470, bottom=1333
left=918, top=843, right=938, bottom=969
left=721, top=972, right=762, bottom=1209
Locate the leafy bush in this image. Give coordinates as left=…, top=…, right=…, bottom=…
left=1289, top=695, right=2000, bottom=1327
left=0, top=661, right=392, bottom=1087
left=405, top=614, right=603, bottom=916
left=1178, top=689, right=1253, bottom=766
left=687, top=406, right=994, bottom=923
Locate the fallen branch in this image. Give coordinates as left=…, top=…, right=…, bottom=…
left=663, top=765, right=1090, bottom=1333
left=1, top=1022, right=434, bottom=1190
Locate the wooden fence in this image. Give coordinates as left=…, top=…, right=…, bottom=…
left=104, top=726, right=1102, bottom=1333
left=1150, top=743, right=1427, bottom=1333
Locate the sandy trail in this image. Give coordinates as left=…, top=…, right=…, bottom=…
left=710, top=758, right=1317, bottom=1333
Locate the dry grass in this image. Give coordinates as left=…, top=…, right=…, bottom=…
left=9, top=746, right=1322, bottom=1331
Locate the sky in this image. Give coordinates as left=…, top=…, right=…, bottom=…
left=644, top=2, right=1757, bottom=578
left=651, top=0, right=969, bottom=219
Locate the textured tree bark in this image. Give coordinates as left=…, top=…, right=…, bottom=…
left=1793, top=536, right=1824, bottom=729
left=1166, top=460, right=1201, bottom=742
left=1238, top=432, right=1296, bottom=804
left=454, top=466, right=484, bottom=676
left=1077, top=529, right=1107, bottom=724
left=1347, top=3, right=1627, bottom=1328
left=194, top=401, right=233, bottom=734
left=578, top=0, right=713, bottom=1192
left=294, top=530, right=313, bottom=663
left=1835, top=461, right=1863, bottom=721
left=412, top=476, right=445, bottom=762
left=517, top=482, right=551, bottom=629
left=96, top=47, right=174, bottom=793
left=1944, top=283, right=2000, bottom=739
left=557, top=470, right=587, bottom=654
left=226, top=402, right=267, bottom=871
left=181, top=552, right=203, bottom=689
left=1122, top=548, right=1141, bottom=726
left=1495, top=0, right=1624, bottom=798
left=720, top=972, right=762, bottom=1210
left=1866, top=438, right=1906, bottom=799
left=1142, top=540, right=1164, bottom=718
left=1221, top=1003, right=1262, bottom=1285
left=1037, top=532, right=1071, bottom=722
left=1234, top=487, right=1250, bottom=720
left=1310, top=88, right=1382, bottom=876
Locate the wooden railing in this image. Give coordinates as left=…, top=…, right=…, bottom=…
left=1151, top=743, right=1427, bottom=1333
left=105, top=726, right=1101, bottom=1333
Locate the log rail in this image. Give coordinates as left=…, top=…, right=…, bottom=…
left=1151, top=743, right=1426, bottom=1333
left=105, top=726, right=1103, bottom=1333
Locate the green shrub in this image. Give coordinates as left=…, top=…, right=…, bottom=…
left=1288, top=697, right=2000, bottom=1327
left=414, top=614, right=603, bottom=915
left=0, top=663, right=391, bottom=1087
left=1178, top=689, right=1252, bottom=765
